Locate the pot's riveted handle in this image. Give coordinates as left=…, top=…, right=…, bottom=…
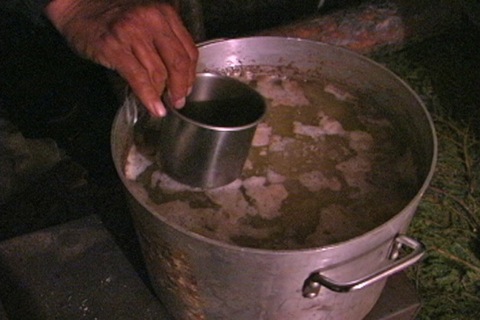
left=302, top=235, right=425, bottom=298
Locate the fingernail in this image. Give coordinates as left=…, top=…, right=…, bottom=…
left=174, top=97, right=186, bottom=109
left=153, top=101, right=166, bottom=117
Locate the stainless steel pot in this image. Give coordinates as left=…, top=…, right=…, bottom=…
left=111, top=37, right=437, bottom=320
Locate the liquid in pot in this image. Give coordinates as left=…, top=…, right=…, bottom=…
left=124, top=72, right=419, bottom=250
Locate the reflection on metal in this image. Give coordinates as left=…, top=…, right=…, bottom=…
left=135, top=215, right=206, bottom=320
left=317, top=0, right=326, bottom=10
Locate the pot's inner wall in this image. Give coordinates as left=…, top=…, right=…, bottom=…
left=120, top=64, right=430, bottom=250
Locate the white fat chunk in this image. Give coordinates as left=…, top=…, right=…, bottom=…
left=124, top=145, right=152, bottom=181
left=252, top=123, right=272, bottom=147
left=293, top=121, right=326, bottom=139
left=293, top=115, right=345, bottom=140
left=299, top=170, right=342, bottom=192
left=269, top=135, right=295, bottom=152
left=324, top=83, right=357, bottom=102
left=150, top=170, right=200, bottom=193
left=348, top=130, right=374, bottom=152
left=256, top=76, right=310, bottom=107
left=266, top=169, right=286, bottom=184
left=206, top=180, right=253, bottom=222
left=243, top=176, right=288, bottom=219
left=319, top=116, right=346, bottom=135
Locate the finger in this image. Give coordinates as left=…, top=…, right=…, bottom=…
left=114, top=50, right=168, bottom=117
left=159, top=4, right=199, bottom=89
left=153, top=4, right=197, bottom=106
left=131, top=37, right=168, bottom=94
left=125, top=67, right=167, bottom=118
left=112, top=7, right=171, bottom=95
left=94, top=16, right=168, bottom=117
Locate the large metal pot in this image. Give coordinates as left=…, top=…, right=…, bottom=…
left=111, top=37, right=437, bottom=320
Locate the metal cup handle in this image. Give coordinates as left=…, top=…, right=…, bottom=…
left=302, top=235, right=425, bottom=298
left=123, top=88, right=140, bottom=126
left=123, top=88, right=153, bottom=129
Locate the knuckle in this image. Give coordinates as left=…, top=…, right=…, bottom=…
left=171, top=51, right=193, bottom=72
left=153, top=72, right=167, bottom=88
left=107, top=7, right=149, bottom=36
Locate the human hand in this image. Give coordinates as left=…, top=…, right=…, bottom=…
left=45, top=0, right=198, bottom=117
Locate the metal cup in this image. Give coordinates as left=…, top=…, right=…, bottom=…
left=158, top=73, right=266, bottom=189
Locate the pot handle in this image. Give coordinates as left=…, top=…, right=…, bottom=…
left=302, top=235, right=425, bottom=298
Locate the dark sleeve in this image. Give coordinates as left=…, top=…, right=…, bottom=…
left=0, top=0, right=53, bottom=25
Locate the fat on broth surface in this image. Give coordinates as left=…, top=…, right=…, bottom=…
left=125, top=72, right=419, bottom=250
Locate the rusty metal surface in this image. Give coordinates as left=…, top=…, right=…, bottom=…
left=258, top=0, right=463, bottom=55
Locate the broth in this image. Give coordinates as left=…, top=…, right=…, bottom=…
left=125, top=73, right=419, bottom=249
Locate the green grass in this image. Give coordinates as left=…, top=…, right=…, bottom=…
left=371, top=27, right=480, bottom=319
